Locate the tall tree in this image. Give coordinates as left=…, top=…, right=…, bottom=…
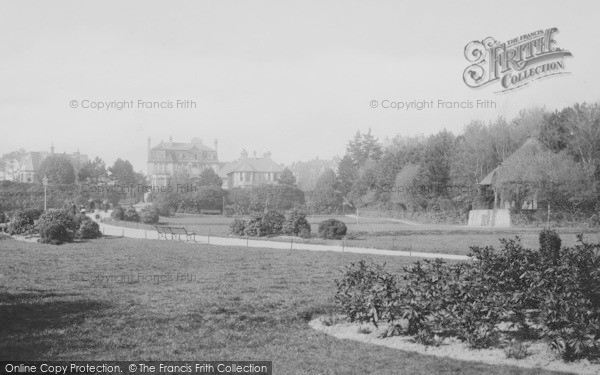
left=108, top=158, right=137, bottom=185
left=38, top=155, right=76, bottom=184
left=197, top=167, right=223, bottom=187
left=77, top=156, right=107, bottom=183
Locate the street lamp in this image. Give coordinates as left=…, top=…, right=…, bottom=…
left=42, top=175, right=48, bottom=211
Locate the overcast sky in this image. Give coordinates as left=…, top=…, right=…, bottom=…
left=1, top=0, right=598, bottom=172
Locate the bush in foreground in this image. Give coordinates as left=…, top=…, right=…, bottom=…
left=335, top=231, right=600, bottom=362
left=36, top=209, right=79, bottom=244
left=318, top=218, right=347, bottom=239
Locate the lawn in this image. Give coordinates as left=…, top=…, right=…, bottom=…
left=101, top=213, right=600, bottom=256
left=0, top=236, right=563, bottom=374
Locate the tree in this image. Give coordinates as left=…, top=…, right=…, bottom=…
left=77, top=157, right=107, bottom=183
left=197, top=167, right=223, bottom=187
left=277, top=168, right=297, bottom=186
left=108, top=159, right=137, bottom=185
left=336, top=154, right=357, bottom=198
left=0, top=149, right=26, bottom=181
left=38, top=155, right=76, bottom=184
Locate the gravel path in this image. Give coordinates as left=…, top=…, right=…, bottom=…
left=90, top=212, right=469, bottom=261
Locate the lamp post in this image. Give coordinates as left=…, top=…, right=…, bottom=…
left=42, top=175, right=48, bottom=211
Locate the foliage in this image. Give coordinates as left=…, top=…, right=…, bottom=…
left=108, top=158, right=138, bottom=185
left=140, top=205, right=160, bottom=224
left=335, top=231, right=600, bottom=361
left=229, top=218, right=247, bottom=236
left=318, top=218, right=347, bottom=239
left=226, top=185, right=304, bottom=215
left=282, top=208, right=311, bottom=237
left=277, top=168, right=297, bottom=186
left=243, top=210, right=285, bottom=237
left=123, top=206, right=140, bottom=222
left=38, top=155, right=76, bottom=184
left=36, top=209, right=77, bottom=244
left=8, top=208, right=43, bottom=235
left=76, top=219, right=102, bottom=239
left=39, top=223, right=72, bottom=245
left=197, top=168, right=223, bottom=187
left=111, top=205, right=125, bottom=221
left=77, top=156, right=107, bottom=183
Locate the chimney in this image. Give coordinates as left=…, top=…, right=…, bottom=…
left=265, top=151, right=272, bottom=158
left=241, top=149, right=248, bottom=159
left=253, top=150, right=257, bottom=158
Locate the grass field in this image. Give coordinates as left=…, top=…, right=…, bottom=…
left=0, top=236, right=564, bottom=374
left=102, top=213, right=600, bottom=256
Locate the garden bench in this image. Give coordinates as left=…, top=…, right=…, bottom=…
left=155, top=225, right=197, bottom=242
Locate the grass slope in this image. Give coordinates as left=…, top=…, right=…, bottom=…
left=0, top=237, right=563, bottom=374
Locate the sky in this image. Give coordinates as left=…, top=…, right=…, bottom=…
left=1, top=0, right=599, bottom=172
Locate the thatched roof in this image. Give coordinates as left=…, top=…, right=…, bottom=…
left=479, top=138, right=547, bottom=186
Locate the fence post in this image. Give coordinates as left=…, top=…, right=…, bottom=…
left=290, top=238, right=293, bottom=250
left=145, top=230, right=147, bottom=239
left=208, top=227, right=211, bottom=245
left=122, top=228, right=124, bottom=237
left=247, top=237, right=249, bottom=247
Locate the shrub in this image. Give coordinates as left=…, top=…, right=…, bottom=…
left=94, top=213, right=101, bottom=220
left=334, top=231, right=600, bottom=361
left=151, top=199, right=171, bottom=217
left=539, top=228, right=561, bottom=265
left=123, top=206, right=140, bottom=222
left=111, top=205, right=125, bottom=220
left=77, top=219, right=102, bottom=239
left=334, top=259, right=398, bottom=327
left=229, top=218, right=247, bottom=236
left=243, top=211, right=285, bottom=237
left=318, top=218, right=347, bottom=239
left=140, top=205, right=160, bottom=224
left=35, top=209, right=77, bottom=239
left=8, top=208, right=42, bottom=235
left=39, top=222, right=71, bottom=245
left=282, top=208, right=311, bottom=237
left=73, top=213, right=89, bottom=228
left=0, top=211, right=9, bottom=223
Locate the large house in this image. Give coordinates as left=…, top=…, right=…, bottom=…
left=18, top=145, right=88, bottom=183
left=147, top=137, right=220, bottom=187
left=220, top=149, right=283, bottom=189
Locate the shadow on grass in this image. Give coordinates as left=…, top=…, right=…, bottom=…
left=0, top=291, right=110, bottom=359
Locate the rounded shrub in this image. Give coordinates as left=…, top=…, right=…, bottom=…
left=0, top=211, right=9, bottom=223
left=243, top=211, right=285, bottom=237
left=111, top=205, right=125, bottom=221
left=36, top=209, right=77, bottom=240
left=77, top=219, right=102, bottom=239
left=123, top=206, right=140, bottom=222
left=318, top=218, right=347, bottom=239
left=282, top=208, right=311, bottom=237
left=39, top=222, right=72, bottom=245
left=140, top=205, right=160, bottom=224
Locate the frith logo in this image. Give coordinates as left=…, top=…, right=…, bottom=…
left=463, top=28, right=572, bottom=93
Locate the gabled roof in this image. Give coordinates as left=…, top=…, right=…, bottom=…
left=221, top=157, right=284, bottom=175
left=479, top=138, right=547, bottom=186
left=152, top=141, right=215, bottom=152
left=20, top=152, right=45, bottom=172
